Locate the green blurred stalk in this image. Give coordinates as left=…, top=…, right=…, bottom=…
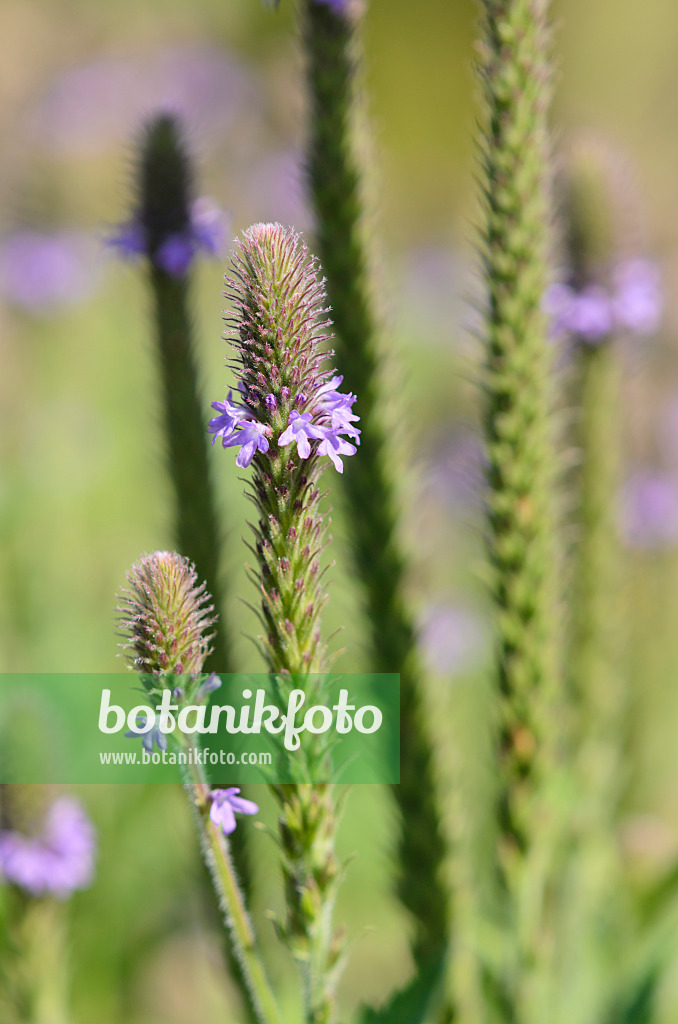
left=138, top=116, right=232, bottom=676
left=0, top=891, right=69, bottom=1024
left=476, top=0, right=561, bottom=1018
left=300, top=0, right=449, bottom=973
left=148, top=266, right=231, bottom=677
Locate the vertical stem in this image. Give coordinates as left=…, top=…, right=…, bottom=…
left=182, top=757, right=284, bottom=1024
left=477, top=0, right=560, bottom=1016
left=150, top=268, right=231, bottom=675
left=0, top=893, right=70, bottom=1024
left=302, top=0, right=449, bottom=969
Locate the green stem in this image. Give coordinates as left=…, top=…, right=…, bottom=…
left=0, top=892, right=69, bottom=1024
left=301, top=0, right=449, bottom=969
left=477, top=0, right=560, bottom=1016
left=150, top=267, right=231, bottom=675
left=182, top=754, right=283, bottom=1024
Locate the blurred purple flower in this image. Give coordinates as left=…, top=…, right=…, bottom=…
left=27, top=47, right=255, bottom=156
left=418, top=604, right=486, bottom=676
left=612, top=259, right=663, bottom=335
left=545, top=282, right=613, bottom=342
left=209, top=788, right=259, bottom=835
left=315, top=0, right=349, bottom=11
left=545, top=259, right=662, bottom=344
left=109, top=197, right=229, bottom=278
left=620, top=470, right=678, bottom=548
left=0, top=231, right=101, bottom=313
left=196, top=672, right=222, bottom=701
left=0, top=797, right=96, bottom=898
left=125, top=714, right=169, bottom=753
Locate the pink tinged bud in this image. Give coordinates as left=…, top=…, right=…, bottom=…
left=117, top=551, right=215, bottom=675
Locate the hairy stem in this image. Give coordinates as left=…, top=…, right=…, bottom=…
left=183, top=759, right=283, bottom=1024
left=477, top=0, right=560, bottom=1016
left=301, top=0, right=449, bottom=969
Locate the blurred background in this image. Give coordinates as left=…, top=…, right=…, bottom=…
left=2, top=0, right=678, bottom=1020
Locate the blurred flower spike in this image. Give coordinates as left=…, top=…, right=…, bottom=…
left=210, top=223, right=360, bottom=473
left=0, top=797, right=96, bottom=899
left=546, top=258, right=663, bottom=345
left=110, top=195, right=229, bottom=278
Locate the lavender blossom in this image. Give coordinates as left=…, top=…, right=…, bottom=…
left=125, top=714, right=169, bottom=753
left=612, top=259, right=663, bottom=335
left=208, top=392, right=247, bottom=444
left=0, top=231, right=100, bottom=313
left=222, top=420, right=272, bottom=468
left=546, top=259, right=662, bottom=344
left=278, top=411, right=326, bottom=458
left=110, top=196, right=229, bottom=278
left=620, top=471, right=678, bottom=549
left=209, top=788, right=259, bottom=835
left=0, top=797, right=96, bottom=898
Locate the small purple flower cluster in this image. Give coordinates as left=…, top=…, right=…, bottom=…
left=209, top=374, right=360, bottom=473
left=110, top=196, right=229, bottom=278
left=546, top=259, right=662, bottom=343
left=0, top=797, right=96, bottom=899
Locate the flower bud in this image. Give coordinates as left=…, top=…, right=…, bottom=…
left=117, top=551, right=215, bottom=677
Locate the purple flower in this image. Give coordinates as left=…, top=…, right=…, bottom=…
left=109, top=196, right=229, bottom=278
left=197, top=672, right=222, bottom=701
left=569, top=286, right=614, bottom=340
left=545, top=258, right=663, bottom=344
left=125, top=714, right=169, bottom=753
left=209, top=392, right=247, bottom=444
left=278, top=411, right=326, bottom=459
left=155, top=235, right=195, bottom=277
left=189, top=197, right=230, bottom=256
left=223, top=420, right=271, bottom=468
left=620, top=471, right=678, bottom=548
left=0, top=797, right=96, bottom=898
left=0, top=231, right=101, bottom=313
left=545, top=282, right=614, bottom=342
left=613, top=259, right=662, bottom=335
left=316, top=432, right=357, bottom=473
left=316, top=376, right=361, bottom=441
left=209, top=788, right=259, bottom=835
left=315, top=0, right=349, bottom=11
